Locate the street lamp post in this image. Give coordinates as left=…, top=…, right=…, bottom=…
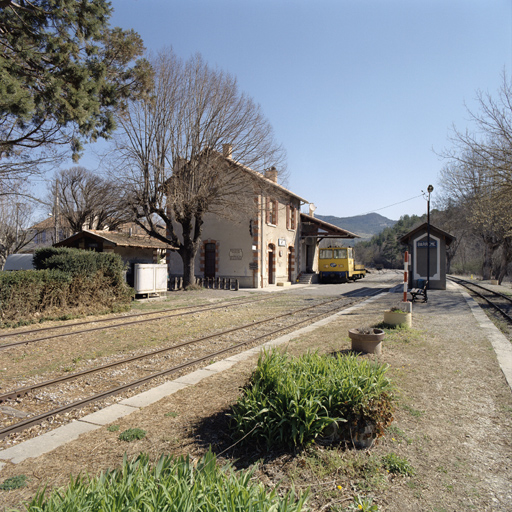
left=426, top=184, right=433, bottom=290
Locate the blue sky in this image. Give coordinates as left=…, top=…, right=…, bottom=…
left=77, top=0, right=512, bottom=221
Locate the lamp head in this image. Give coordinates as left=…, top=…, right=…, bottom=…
left=427, top=184, right=434, bottom=193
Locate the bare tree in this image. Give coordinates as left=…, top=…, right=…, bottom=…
left=111, top=49, right=286, bottom=286
left=0, top=187, right=35, bottom=268
left=440, top=152, right=512, bottom=281
left=51, top=167, right=130, bottom=234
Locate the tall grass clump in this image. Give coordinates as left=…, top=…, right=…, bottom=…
left=230, top=350, right=394, bottom=450
left=22, top=450, right=308, bottom=512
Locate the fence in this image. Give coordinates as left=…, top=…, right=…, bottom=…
left=168, top=277, right=239, bottom=291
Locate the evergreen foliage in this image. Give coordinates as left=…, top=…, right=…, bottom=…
left=355, top=214, right=426, bottom=268
left=0, top=248, right=131, bottom=326
left=0, top=0, right=152, bottom=160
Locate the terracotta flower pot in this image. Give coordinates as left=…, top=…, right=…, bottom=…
left=348, top=328, right=385, bottom=355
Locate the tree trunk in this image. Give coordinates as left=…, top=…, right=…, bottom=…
left=177, top=212, right=203, bottom=288
left=482, top=236, right=500, bottom=280
left=498, top=238, right=512, bottom=285
left=180, top=247, right=196, bottom=288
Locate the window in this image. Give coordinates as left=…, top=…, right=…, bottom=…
left=266, top=197, right=278, bottom=225
left=286, top=205, right=296, bottom=230
left=319, top=249, right=333, bottom=259
left=333, top=249, right=347, bottom=259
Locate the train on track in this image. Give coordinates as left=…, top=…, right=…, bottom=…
left=318, top=247, right=366, bottom=283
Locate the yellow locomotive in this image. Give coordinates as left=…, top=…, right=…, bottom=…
left=318, top=247, right=366, bottom=283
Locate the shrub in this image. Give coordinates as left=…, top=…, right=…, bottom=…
left=0, top=248, right=132, bottom=327
left=24, top=450, right=308, bottom=512
left=230, top=351, right=394, bottom=450
left=33, top=247, right=126, bottom=286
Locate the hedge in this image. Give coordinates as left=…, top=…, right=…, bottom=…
left=0, top=248, right=133, bottom=327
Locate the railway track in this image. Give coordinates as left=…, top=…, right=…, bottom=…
left=0, top=295, right=269, bottom=350
left=448, top=276, right=512, bottom=323
left=0, top=291, right=384, bottom=444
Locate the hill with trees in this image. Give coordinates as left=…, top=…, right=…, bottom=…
left=354, top=214, right=426, bottom=268
left=316, top=213, right=397, bottom=241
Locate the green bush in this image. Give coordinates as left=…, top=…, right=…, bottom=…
left=33, top=247, right=126, bottom=285
left=23, top=450, right=308, bottom=512
left=230, top=351, right=394, bottom=450
left=0, top=248, right=132, bottom=327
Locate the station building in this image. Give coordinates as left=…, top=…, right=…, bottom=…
left=167, top=146, right=357, bottom=288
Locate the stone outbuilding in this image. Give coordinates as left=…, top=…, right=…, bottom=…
left=399, top=223, right=455, bottom=290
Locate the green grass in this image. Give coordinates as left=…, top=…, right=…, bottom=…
left=22, top=450, right=308, bottom=512
left=118, top=427, right=146, bottom=442
left=381, top=453, right=415, bottom=476
left=0, top=475, right=28, bottom=491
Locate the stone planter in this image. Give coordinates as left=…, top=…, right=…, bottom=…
left=383, top=310, right=412, bottom=328
left=348, top=328, right=385, bottom=355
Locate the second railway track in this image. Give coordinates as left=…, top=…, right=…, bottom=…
left=448, top=276, right=512, bottom=324
left=0, top=290, right=385, bottom=446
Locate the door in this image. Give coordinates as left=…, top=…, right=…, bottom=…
left=268, top=245, right=275, bottom=284
left=288, top=247, right=293, bottom=282
left=204, top=243, right=216, bottom=278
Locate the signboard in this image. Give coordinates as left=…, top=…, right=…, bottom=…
left=417, top=240, right=437, bottom=248
left=278, top=238, right=286, bottom=247
left=249, top=262, right=258, bottom=270
left=229, top=249, right=243, bottom=260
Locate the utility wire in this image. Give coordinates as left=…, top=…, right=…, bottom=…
left=357, top=194, right=424, bottom=216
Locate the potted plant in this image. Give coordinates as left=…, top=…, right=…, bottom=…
left=383, top=307, right=412, bottom=327
left=348, top=327, right=385, bottom=355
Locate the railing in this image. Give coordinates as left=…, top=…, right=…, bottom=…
left=168, top=277, right=239, bottom=291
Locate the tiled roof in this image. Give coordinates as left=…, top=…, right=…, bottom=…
left=56, top=229, right=172, bottom=250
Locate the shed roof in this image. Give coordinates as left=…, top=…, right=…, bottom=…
left=399, top=223, right=455, bottom=246
left=55, top=230, right=173, bottom=250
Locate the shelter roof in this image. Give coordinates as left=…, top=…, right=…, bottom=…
left=399, top=223, right=455, bottom=246
left=300, top=213, right=360, bottom=239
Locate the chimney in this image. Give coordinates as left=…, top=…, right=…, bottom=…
left=265, top=166, right=278, bottom=183
left=223, top=144, right=233, bottom=160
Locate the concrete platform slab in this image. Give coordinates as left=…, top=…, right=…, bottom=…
left=204, top=360, right=237, bottom=372
left=120, top=380, right=188, bottom=408
left=0, top=421, right=98, bottom=464
left=174, top=369, right=214, bottom=386
left=79, top=404, right=138, bottom=426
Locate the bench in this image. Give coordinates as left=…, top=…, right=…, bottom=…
left=410, top=283, right=428, bottom=303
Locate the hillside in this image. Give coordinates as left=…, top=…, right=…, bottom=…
left=316, top=212, right=397, bottom=240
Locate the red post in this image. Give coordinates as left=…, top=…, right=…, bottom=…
left=403, top=251, right=409, bottom=302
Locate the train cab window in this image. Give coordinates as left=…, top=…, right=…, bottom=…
left=333, top=249, right=347, bottom=259
left=319, top=249, right=333, bottom=259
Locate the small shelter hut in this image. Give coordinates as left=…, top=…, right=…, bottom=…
left=399, top=223, right=455, bottom=290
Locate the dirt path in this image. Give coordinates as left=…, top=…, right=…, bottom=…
left=1, top=286, right=512, bottom=511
